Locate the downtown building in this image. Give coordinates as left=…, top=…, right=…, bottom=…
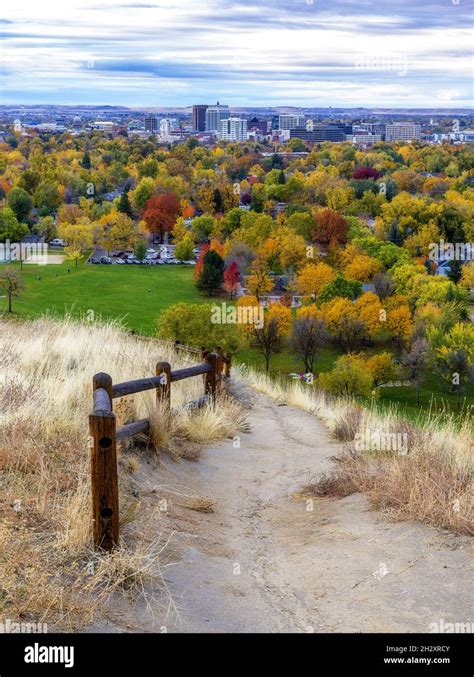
left=290, top=121, right=352, bottom=142
left=219, top=117, right=248, bottom=141
left=205, top=102, right=230, bottom=132
left=144, top=116, right=159, bottom=133
left=385, top=123, right=422, bottom=142
left=192, top=105, right=208, bottom=132
left=278, top=113, right=306, bottom=130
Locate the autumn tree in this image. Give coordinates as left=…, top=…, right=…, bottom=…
left=295, top=262, right=335, bottom=298
left=312, top=208, right=348, bottom=245
left=7, top=187, right=33, bottom=223
left=142, top=193, right=181, bottom=242
left=291, top=315, right=329, bottom=373
left=401, top=338, right=429, bottom=405
left=251, top=304, right=292, bottom=372
left=246, top=255, right=274, bottom=301
left=57, top=222, right=94, bottom=268
left=0, top=266, right=24, bottom=313
left=224, top=260, right=240, bottom=299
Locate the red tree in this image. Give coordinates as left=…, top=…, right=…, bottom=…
left=224, top=260, right=240, bottom=299
left=313, top=208, right=348, bottom=245
left=194, top=244, right=210, bottom=284
left=352, top=166, right=381, bottom=180
left=141, top=193, right=181, bottom=241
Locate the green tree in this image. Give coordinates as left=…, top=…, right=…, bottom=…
left=174, top=235, right=195, bottom=262
left=134, top=240, right=147, bottom=262
left=7, top=187, right=33, bottom=223
left=197, top=250, right=225, bottom=296
left=118, top=191, right=134, bottom=218
left=319, top=354, right=374, bottom=397
left=317, top=274, right=362, bottom=305
left=0, top=207, right=29, bottom=241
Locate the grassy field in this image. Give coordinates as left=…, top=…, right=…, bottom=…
left=2, top=253, right=205, bottom=335
left=2, top=253, right=473, bottom=421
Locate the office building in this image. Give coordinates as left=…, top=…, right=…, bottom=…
left=290, top=123, right=352, bottom=142
left=192, top=105, right=208, bottom=132
left=385, top=123, right=421, bottom=142
left=205, top=102, right=230, bottom=132
left=278, top=114, right=306, bottom=130
left=144, top=116, right=159, bottom=133
left=219, top=117, right=248, bottom=141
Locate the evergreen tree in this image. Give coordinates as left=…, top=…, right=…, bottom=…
left=197, top=250, right=225, bottom=296
left=118, top=190, right=133, bottom=217
left=447, top=259, right=463, bottom=284
left=387, top=220, right=403, bottom=246
left=81, top=151, right=91, bottom=169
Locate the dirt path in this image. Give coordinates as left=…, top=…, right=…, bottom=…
left=97, top=385, right=472, bottom=634
left=151, top=387, right=472, bottom=633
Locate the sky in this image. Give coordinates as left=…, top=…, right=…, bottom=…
left=0, top=0, right=473, bottom=108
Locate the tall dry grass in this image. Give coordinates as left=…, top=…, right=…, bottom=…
left=239, top=365, right=473, bottom=535
left=0, top=316, right=246, bottom=629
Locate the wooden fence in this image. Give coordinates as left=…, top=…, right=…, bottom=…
left=89, top=345, right=231, bottom=551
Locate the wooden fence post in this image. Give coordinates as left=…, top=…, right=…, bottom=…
left=204, top=352, right=218, bottom=404
left=90, top=373, right=119, bottom=551
left=156, top=361, right=171, bottom=408
left=174, top=340, right=181, bottom=355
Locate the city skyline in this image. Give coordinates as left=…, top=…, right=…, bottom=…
left=0, top=0, right=473, bottom=108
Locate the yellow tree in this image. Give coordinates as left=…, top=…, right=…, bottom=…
left=246, top=255, right=274, bottom=301
left=355, top=292, right=385, bottom=339
left=387, top=305, right=413, bottom=350
left=295, top=262, right=335, bottom=297
left=344, top=254, right=381, bottom=283
left=57, top=222, right=94, bottom=268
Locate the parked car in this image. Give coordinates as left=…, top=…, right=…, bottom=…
left=115, top=258, right=125, bottom=264
left=112, top=251, right=125, bottom=258
left=100, top=256, right=113, bottom=264
left=90, top=258, right=100, bottom=264
left=50, top=238, right=66, bottom=247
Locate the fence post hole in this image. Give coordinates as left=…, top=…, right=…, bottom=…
left=204, top=352, right=218, bottom=404
left=90, top=372, right=119, bottom=551
left=224, top=353, right=232, bottom=379
left=156, top=362, right=171, bottom=408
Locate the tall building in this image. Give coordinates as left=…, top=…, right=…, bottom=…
left=205, top=102, right=230, bottom=132
left=219, top=117, right=248, bottom=141
left=192, top=105, right=208, bottom=132
left=385, top=123, right=421, bottom=142
left=144, top=116, right=159, bottom=133
left=278, top=114, right=306, bottom=130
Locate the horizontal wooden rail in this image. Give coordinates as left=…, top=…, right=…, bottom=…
left=112, top=375, right=165, bottom=399
left=170, top=363, right=211, bottom=382
left=116, top=418, right=150, bottom=442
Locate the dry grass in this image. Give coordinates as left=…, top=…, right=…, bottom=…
left=239, top=365, right=473, bottom=536
left=0, top=316, right=246, bottom=629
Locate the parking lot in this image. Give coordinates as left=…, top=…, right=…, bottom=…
left=89, top=245, right=197, bottom=266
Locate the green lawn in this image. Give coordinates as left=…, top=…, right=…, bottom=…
left=3, top=255, right=205, bottom=336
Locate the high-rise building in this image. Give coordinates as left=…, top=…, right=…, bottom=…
left=278, top=114, right=306, bottom=130
left=205, top=102, right=230, bottom=132
left=385, top=123, right=421, bottom=142
left=144, top=116, right=159, bottom=133
left=219, top=117, right=248, bottom=142
left=192, top=105, right=208, bottom=132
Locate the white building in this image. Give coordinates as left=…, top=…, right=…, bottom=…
left=205, top=102, right=230, bottom=132
left=219, top=117, right=248, bottom=141
left=385, top=123, right=422, bottom=142
left=278, top=114, right=306, bottom=131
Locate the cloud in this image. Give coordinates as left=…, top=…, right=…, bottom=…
left=0, top=0, right=472, bottom=106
